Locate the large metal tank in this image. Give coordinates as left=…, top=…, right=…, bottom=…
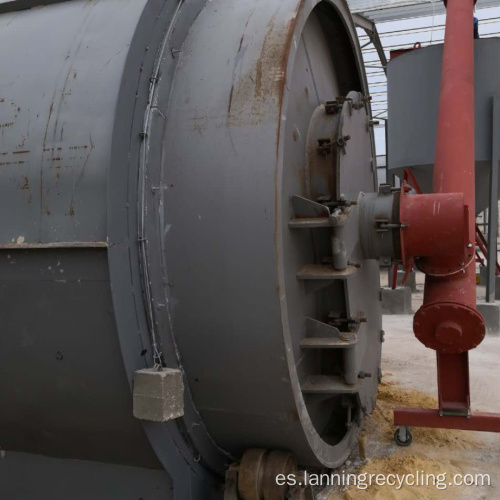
left=388, top=38, right=500, bottom=213
left=0, top=0, right=382, bottom=498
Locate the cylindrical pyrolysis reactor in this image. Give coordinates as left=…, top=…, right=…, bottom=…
left=0, top=1, right=383, bottom=499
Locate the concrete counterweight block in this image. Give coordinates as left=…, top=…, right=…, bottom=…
left=381, top=286, right=412, bottom=315
left=133, top=368, right=184, bottom=422
left=476, top=300, right=500, bottom=337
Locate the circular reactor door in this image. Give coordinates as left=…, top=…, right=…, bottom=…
left=141, top=0, right=382, bottom=470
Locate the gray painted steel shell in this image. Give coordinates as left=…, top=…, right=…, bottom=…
left=387, top=39, right=500, bottom=213
left=0, top=0, right=381, bottom=497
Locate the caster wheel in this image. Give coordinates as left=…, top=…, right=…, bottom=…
left=394, top=427, right=413, bottom=447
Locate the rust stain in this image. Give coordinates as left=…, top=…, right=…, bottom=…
left=68, top=202, right=75, bottom=217
left=74, top=133, right=94, bottom=188
left=227, top=14, right=293, bottom=127
left=221, top=2, right=305, bottom=263
left=192, top=117, right=207, bottom=136
left=284, top=411, right=300, bottom=423
left=13, top=150, right=30, bottom=155
left=20, top=176, right=29, bottom=191
left=0, top=122, right=14, bottom=128
left=305, top=87, right=309, bottom=98
left=273, top=0, right=306, bottom=275
left=40, top=95, right=55, bottom=236
left=47, top=102, right=54, bottom=129
left=227, top=85, right=235, bottom=115
left=293, top=130, right=298, bottom=142
left=0, top=161, right=25, bottom=166
left=274, top=3, right=304, bottom=157
left=253, top=18, right=286, bottom=111
left=307, top=136, right=339, bottom=200
left=255, top=59, right=263, bottom=97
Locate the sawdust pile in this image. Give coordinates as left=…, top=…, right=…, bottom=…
left=368, top=380, right=478, bottom=450
left=324, top=381, right=484, bottom=500
left=340, top=455, right=462, bottom=500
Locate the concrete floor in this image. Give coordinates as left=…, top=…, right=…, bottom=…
left=320, top=274, right=500, bottom=499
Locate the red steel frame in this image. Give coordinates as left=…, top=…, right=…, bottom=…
left=476, top=224, right=500, bottom=275
left=395, top=408, right=500, bottom=432
left=394, top=0, right=500, bottom=432
left=404, top=167, right=422, bottom=195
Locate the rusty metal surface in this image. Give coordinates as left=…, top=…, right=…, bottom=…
left=261, top=451, right=297, bottom=500
left=297, top=263, right=358, bottom=279
left=0, top=0, right=380, bottom=495
left=300, top=336, right=357, bottom=348
left=0, top=0, right=223, bottom=498
left=157, top=0, right=379, bottom=470
left=0, top=0, right=145, bottom=244
left=238, top=449, right=268, bottom=500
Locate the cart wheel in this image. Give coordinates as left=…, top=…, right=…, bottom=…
left=394, top=427, right=413, bottom=447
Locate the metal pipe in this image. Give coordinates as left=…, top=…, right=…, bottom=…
left=424, top=0, right=476, bottom=307
left=418, top=0, right=481, bottom=416
left=332, top=226, right=348, bottom=270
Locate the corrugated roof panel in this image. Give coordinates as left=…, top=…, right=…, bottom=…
left=348, top=0, right=500, bottom=22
